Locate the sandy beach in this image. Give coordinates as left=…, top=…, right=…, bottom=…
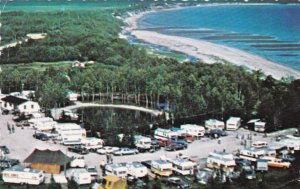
left=123, top=9, right=300, bottom=80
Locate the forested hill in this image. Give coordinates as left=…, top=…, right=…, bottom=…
left=0, top=5, right=299, bottom=131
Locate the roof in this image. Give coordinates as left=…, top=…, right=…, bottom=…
left=1, top=95, right=28, bottom=105
left=24, top=149, right=71, bottom=165
left=3, top=166, right=42, bottom=174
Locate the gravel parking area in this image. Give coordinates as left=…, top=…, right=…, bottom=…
left=0, top=114, right=274, bottom=181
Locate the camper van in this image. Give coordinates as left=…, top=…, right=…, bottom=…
left=66, top=168, right=92, bottom=185
left=134, top=135, right=152, bottom=152
left=105, top=163, right=128, bottom=179
left=205, top=119, right=225, bottom=130
left=170, top=158, right=195, bottom=175
left=154, top=128, right=179, bottom=140
left=206, top=152, right=236, bottom=172
left=81, top=137, right=104, bottom=151
left=151, top=160, right=173, bottom=176
left=126, top=162, right=148, bottom=178
left=180, top=124, right=205, bottom=137
left=226, top=117, right=241, bottom=131
left=2, top=166, right=45, bottom=185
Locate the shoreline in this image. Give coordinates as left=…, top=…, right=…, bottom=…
left=122, top=4, right=300, bottom=80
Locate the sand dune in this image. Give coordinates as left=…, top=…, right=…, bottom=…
left=124, top=11, right=300, bottom=80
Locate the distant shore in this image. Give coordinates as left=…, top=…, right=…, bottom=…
left=123, top=5, right=300, bottom=80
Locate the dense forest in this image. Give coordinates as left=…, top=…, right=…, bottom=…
left=0, top=5, right=299, bottom=132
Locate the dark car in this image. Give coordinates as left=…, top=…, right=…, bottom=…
left=208, top=129, right=227, bottom=138
left=279, top=154, right=296, bottom=162
left=170, top=138, right=188, bottom=148
left=165, top=143, right=186, bottom=151
left=68, top=146, right=89, bottom=155
left=0, top=146, right=10, bottom=154
left=1, top=109, right=9, bottom=115
left=0, top=158, right=20, bottom=169
left=235, top=157, right=251, bottom=166
left=33, top=133, right=49, bottom=141
left=163, top=177, right=189, bottom=189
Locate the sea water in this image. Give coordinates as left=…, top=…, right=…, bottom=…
left=139, top=5, right=300, bottom=71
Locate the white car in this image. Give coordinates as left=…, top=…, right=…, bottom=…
left=112, top=148, right=139, bottom=156
left=97, top=146, right=119, bottom=154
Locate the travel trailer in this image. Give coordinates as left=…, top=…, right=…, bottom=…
left=170, top=158, right=195, bottom=175
left=126, top=162, right=148, bottom=178
left=2, top=166, right=45, bottom=185
left=55, top=123, right=86, bottom=145
left=70, top=157, right=85, bottom=168
left=105, top=163, right=128, bottom=179
left=154, top=128, right=179, bottom=140
left=205, top=119, right=225, bottom=130
left=81, top=137, right=104, bottom=151
left=239, top=148, right=267, bottom=162
left=66, top=168, right=92, bottom=185
left=134, top=135, right=152, bottom=152
left=226, top=117, right=241, bottom=131
left=34, top=120, right=57, bottom=131
left=28, top=117, right=53, bottom=127
left=254, top=121, right=267, bottom=132
left=151, top=160, right=173, bottom=176
left=206, top=151, right=236, bottom=172
left=180, top=124, right=205, bottom=137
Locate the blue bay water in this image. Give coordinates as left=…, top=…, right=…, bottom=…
left=138, top=5, right=300, bottom=71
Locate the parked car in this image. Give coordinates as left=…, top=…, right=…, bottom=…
left=112, top=148, right=138, bottom=156
left=208, top=129, right=227, bottom=138
left=0, top=146, right=10, bottom=154
left=278, top=154, right=296, bottom=162
left=163, top=177, right=189, bottom=189
left=16, top=120, right=30, bottom=127
left=234, top=157, right=251, bottom=166
left=33, top=133, right=49, bottom=141
left=97, top=146, right=119, bottom=154
left=157, top=140, right=173, bottom=147
left=170, top=137, right=188, bottom=146
left=0, top=158, right=20, bottom=169
left=165, top=143, right=186, bottom=151
left=68, top=146, right=89, bottom=155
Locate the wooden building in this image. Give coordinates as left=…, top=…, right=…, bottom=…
left=24, top=149, right=71, bottom=174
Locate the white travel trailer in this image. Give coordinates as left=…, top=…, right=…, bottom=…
left=251, top=141, right=268, bottom=149
left=170, top=158, right=195, bottom=175
left=239, top=148, right=267, bottom=162
left=66, top=168, right=91, bottom=185
left=134, top=135, right=152, bottom=151
left=126, top=162, right=148, bottom=178
left=254, top=121, right=267, bottom=132
left=180, top=124, right=205, bottom=137
left=55, top=123, right=86, bottom=145
left=81, top=137, right=104, bottom=151
left=28, top=117, right=53, bottom=127
left=2, top=166, right=45, bottom=185
left=207, top=152, right=236, bottom=172
left=34, top=120, right=57, bottom=131
left=70, top=157, right=85, bottom=168
left=226, top=117, right=241, bottom=131
left=154, top=128, right=179, bottom=140
left=105, top=163, right=128, bottom=179
left=205, top=119, right=225, bottom=130
left=151, top=160, right=173, bottom=176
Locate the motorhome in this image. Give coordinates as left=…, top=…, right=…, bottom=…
left=251, top=141, right=268, bottom=149
left=180, top=124, right=205, bottom=138
left=226, top=117, right=241, bottom=131
left=254, top=121, right=267, bottom=132
left=259, top=156, right=291, bottom=169
left=105, top=163, right=128, bottom=179
left=134, top=135, right=152, bottom=152
left=81, top=137, right=104, bottom=151
left=2, top=166, right=44, bottom=185
left=206, top=151, right=236, bottom=172
left=170, top=158, right=195, bottom=175
left=55, top=123, right=86, bottom=145
left=154, top=128, right=179, bottom=140
left=150, top=160, right=173, bottom=176
left=239, top=148, right=267, bottom=162
left=66, top=168, right=91, bottom=185
left=205, top=119, right=225, bottom=130
left=126, top=162, right=148, bottom=178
